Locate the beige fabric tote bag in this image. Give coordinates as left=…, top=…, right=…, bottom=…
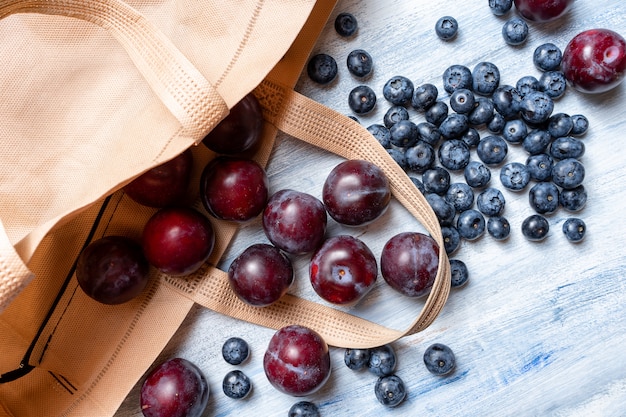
left=0, top=0, right=450, bottom=415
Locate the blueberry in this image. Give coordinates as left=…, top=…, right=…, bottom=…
left=344, top=348, right=371, bottom=371
left=468, top=97, right=495, bottom=126
left=562, top=218, right=586, bottom=242
left=499, top=162, right=530, bottom=191
left=549, top=136, right=585, bottom=160
left=489, top=0, right=513, bottom=16
left=442, top=226, right=461, bottom=255
left=516, top=75, right=540, bottom=99
left=443, top=64, right=473, bottom=94
left=405, top=141, right=436, bottom=173
left=464, top=160, right=491, bottom=188
left=410, top=175, right=426, bottom=194
left=477, top=135, right=508, bottom=165
left=559, top=185, right=587, bottom=212
left=222, top=337, right=250, bottom=365
left=383, top=105, right=410, bottom=128
left=445, top=182, right=475, bottom=212
left=367, top=124, right=391, bottom=148
left=491, top=85, right=522, bottom=119
left=347, top=49, right=374, bottom=78
left=526, top=153, right=554, bottom=182
left=529, top=182, right=560, bottom=214
left=487, top=112, right=506, bottom=134
left=368, top=344, right=397, bottom=377
left=423, top=166, right=451, bottom=195
left=522, top=129, right=552, bottom=155
left=288, top=401, right=321, bottom=417
left=570, top=114, right=589, bottom=136
left=472, top=62, right=500, bottom=96
left=374, top=375, right=407, bottom=408
left=425, top=192, right=456, bottom=226
left=477, top=187, right=506, bottom=216
left=456, top=209, right=486, bottom=240
left=440, top=113, right=470, bottom=139
left=412, top=83, right=439, bottom=111
left=438, top=139, right=470, bottom=171
left=423, top=343, right=456, bottom=375
left=425, top=101, right=450, bottom=126
left=520, top=91, right=554, bottom=125
left=334, top=12, right=358, bottom=37
left=387, top=148, right=408, bottom=170
left=417, top=122, right=442, bottom=146
left=307, top=53, right=338, bottom=85
left=539, top=70, right=567, bottom=99
left=533, top=43, right=563, bottom=72
left=389, top=119, right=419, bottom=147
left=383, top=75, right=414, bottom=106
left=552, top=158, right=585, bottom=189
left=502, top=17, right=528, bottom=46
left=450, top=259, right=469, bottom=287
left=349, top=85, right=377, bottom=114
left=222, top=370, right=252, bottom=399
left=461, top=127, right=481, bottom=148
left=502, top=119, right=527, bottom=144
left=487, top=216, right=511, bottom=240
left=547, top=113, right=574, bottom=138
left=435, top=16, right=459, bottom=41
left=521, top=214, right=550, bottom=241
left=449, top=88, right=475, bottom=114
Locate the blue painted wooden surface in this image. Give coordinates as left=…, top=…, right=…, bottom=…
left=116, top=0, right=626, bottom=415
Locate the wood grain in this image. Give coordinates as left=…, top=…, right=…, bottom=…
left=116, top=0, right=626, bottom=416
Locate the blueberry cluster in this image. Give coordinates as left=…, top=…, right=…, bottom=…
left=221, top=337, right=253, bottom=400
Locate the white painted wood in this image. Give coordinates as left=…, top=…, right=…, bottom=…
left=116, top=1, right=626, bottom=416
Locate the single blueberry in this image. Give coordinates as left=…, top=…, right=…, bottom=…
left=440, top=113, right=470, bottom=139
left=222, top=337, right=250, bottom=365
left=549, top=136, right=585, bottom=160
left=344, top=348, right=372, bottom=370
left=442, top=226, right=461, bottom=255
left=491, top=85, right=522, bottom=119
left=445, top=182, right=475, bottom=212
left=348, top=115, right=360, bottom=123
left=477, top=135, right=508, bottom=165
left=516, top=75, right=540, bottom=99
left=487, top=112, right=506, bottom=134
left=450, top=259, right=469, bottom=287
left=368, top=344, right=397, bottom=377
left=477, top=187, right=506, bottom=216
left=348, top=85, right=377, bottom=114
left=307, top=53, right=338, bottom=84
left=410, top=175, right=426, bottom=194
left=347, top=49, right=373, bottom=78
left=383, top=75, right=414, bottom=106
left=435, top=16, right=459, bottom=41
left=383, top=105, right=410, bottom=128
left=472, top=62, right=500, bottom=96
left=374, top=375, right=407, bottom=408
left=367, top=123, right=391, bottom=148
left=389, top=119, right=419, bottom=148
left=426, top=192, right=456, bottom=226
left=457, top=209, right=486, bottom=240
left=521, top=214, right=550, bottom=241
left=222, top=370, right=252, bottom=399
left=559, top=185, right=587, bottom=212
left=464, top=160, right=492, bottom=188
left=529, top=182, right=560, bottom=214
left=533, top=43, right=563, bottom=72
left=502, top=17, right=529, bottom=46
left=570, top=114, right=589, bottom=136
left=547, top=113, right=574, bottom=138
left=487, top=216, right=511, bottom=240
left=423, top=166, right=451, bottom=195
left=449, top=88, right=476, bottom=114
left=461, top=127, right=481, bottom=148
left=412, top=83, right=439, bottom=111
left=425, top=101, right=450, bottom=126
left=522, top=129, right=552, bottom=155
left=288, top=401, right=321, bottom=417
left=438, top=139, right=470, bottom=171
left=552, top=158, right=585, bottom=189
left=526, top=153, right=554, bottom=182
left=520, top=91, right=554, bottom=125
left=387, top=148, right=408, bottom=170
left=489, top=0, right=513, bottom=16
left=539, top=70, right=567, bottom=99
left=334, top=12, right=358, bottom=37
left=423, top=343, right=456, bottom=375
left=443, top=64, right=473, bottom=94
left=468, top=97, right=495, bottom=126
left=416, top=122, right=442, bottom=146
left=502, top=119, right=527, bottom=144
left=405, top=141, right=436, bottom=173
left=562, top=218, right=586, bottom=242
left=500, top=162, right=530, bottom=191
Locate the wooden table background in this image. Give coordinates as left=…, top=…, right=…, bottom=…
left=116, top=0, right=626, bottom=416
